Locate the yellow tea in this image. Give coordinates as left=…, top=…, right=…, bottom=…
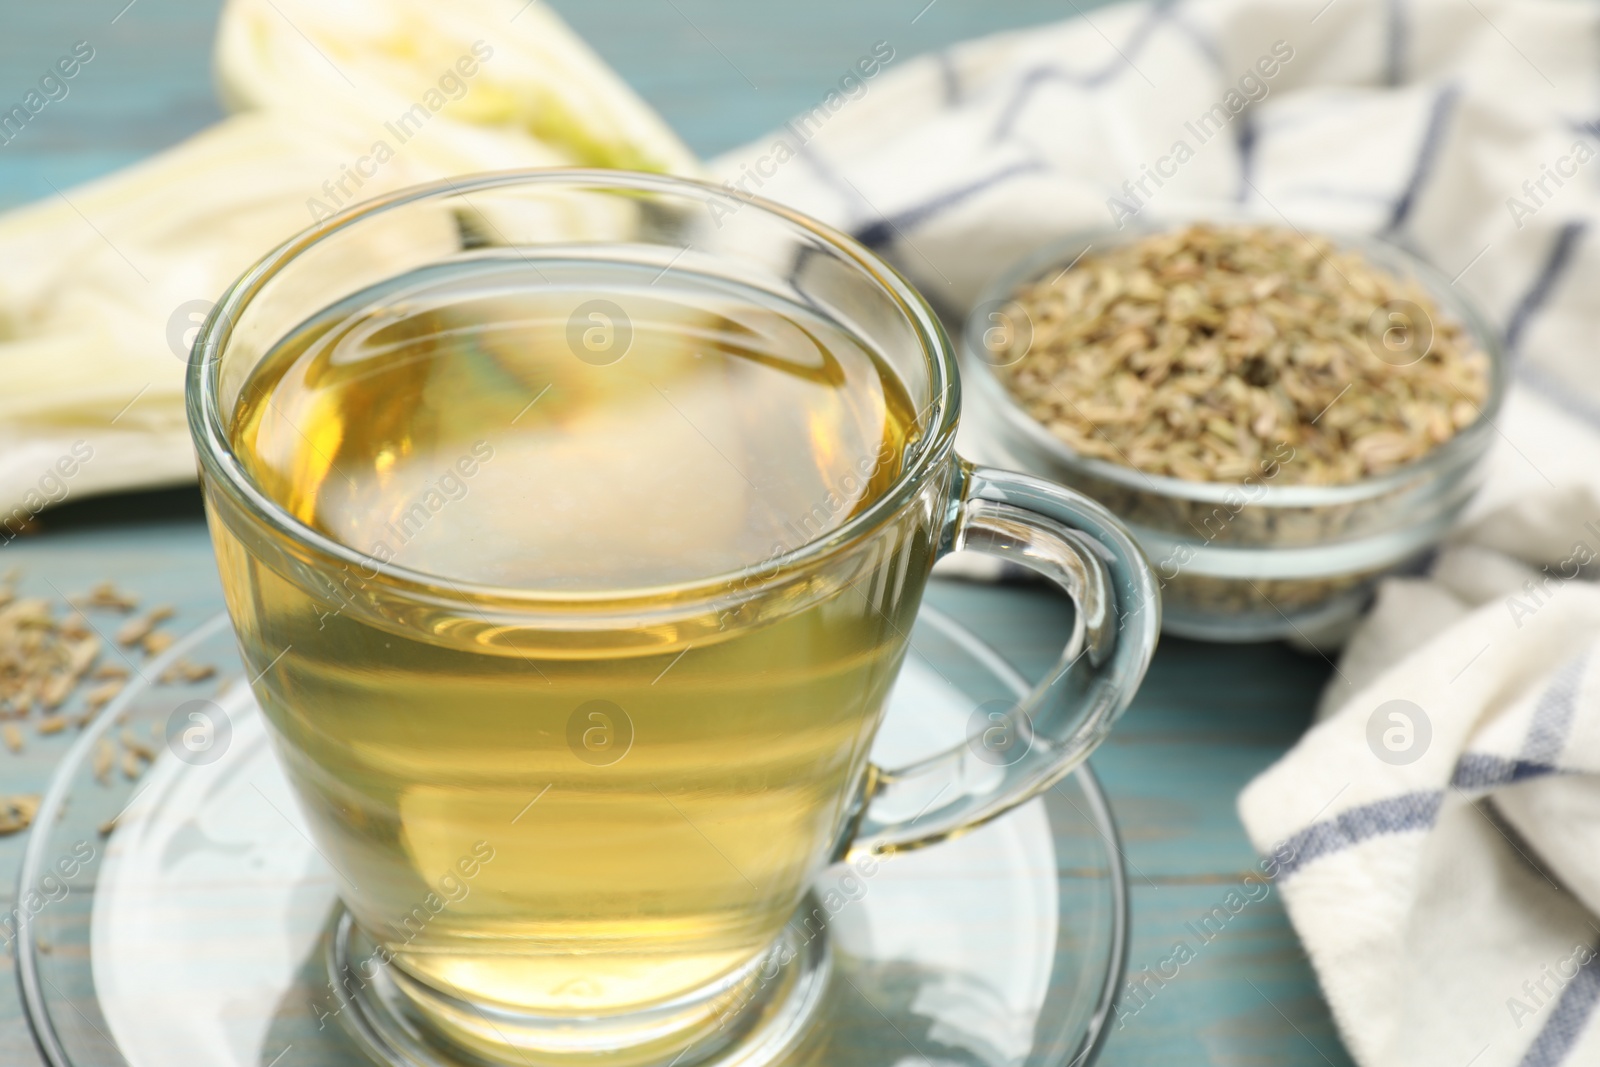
left=210, top=257, right=934, bottom=1019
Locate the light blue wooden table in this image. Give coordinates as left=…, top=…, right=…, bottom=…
left=0, top=3, right=1351, bottom=1065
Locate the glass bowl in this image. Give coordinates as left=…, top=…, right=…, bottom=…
left=959, top=223, right=1507, bottom=642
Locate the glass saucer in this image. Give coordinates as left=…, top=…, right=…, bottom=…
left=17, top=606, right=1128, bottom=1067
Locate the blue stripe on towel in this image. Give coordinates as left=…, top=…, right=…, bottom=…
left=1451, top=753, right=1561, bottom=791
left=1519, top=946, right=1600, bottom=1067
left=990, top=0, right=1182, bottom=142
left=1384, top=0, right=1407, bottom=86
left=783, top=244, right=833, bottom=312
left=1236, top=112, right=1259, bottom=203
left=1516, top=362, right=1600, bottom=431
left=1274, top=791, right=1442, bottom=880
left=851, top=160, right=1048, bottom=249
left=1522, top=650, right=1590, bottom=765
left=790, top=137, right=869, bottom=214
left=936, top=50, right=962, bottom=107
left=1505, top=221, right=1587, bottom=357
left=990, top=66, right=1080, bottom=143
left=1383, top=84, right=1460, bottom=234
left=1279, top=749, right=1577, bottom=879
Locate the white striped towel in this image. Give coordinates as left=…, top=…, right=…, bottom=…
left=711, top=0, right=1600, bottom=575
left=1241, top=486, right=1600, bottom=1066
left=712, top=1, right=1600, bottom=1063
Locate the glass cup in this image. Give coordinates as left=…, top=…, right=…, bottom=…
left=186, top=170, right=1160, bottom=1067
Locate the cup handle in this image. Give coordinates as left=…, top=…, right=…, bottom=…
left=838, top=460, right=1161, bottom=860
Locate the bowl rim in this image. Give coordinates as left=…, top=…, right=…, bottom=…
left=959, top=215, right=1509, bottom=509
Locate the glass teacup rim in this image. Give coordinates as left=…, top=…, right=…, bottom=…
left=187, top=168, right=960, bottom=608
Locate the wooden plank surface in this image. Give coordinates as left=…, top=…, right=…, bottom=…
left=0, top=3, right=1353, bottom=1065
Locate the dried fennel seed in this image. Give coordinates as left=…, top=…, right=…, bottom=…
left=120, top=728, right=156, bottom=762
left=93, top=738, right=115, bottom=784
left=0, top=578, right=216, bottom=796
left=158, top=658, right=215, bottom=685
left=0, top=592, right=103, bottom=722
left=74, top=582, right=138, bottom=612
left=993, top=224, right=1492, bottom=485
left=83, top=680, right=125, bottom=710
left=0, top=577, right=229, bottom=823
left=116, top=604, right=174, bottom=647
left=0, top=795, right=40, bottom=835
left=141, top=631, right=176, bottom=657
